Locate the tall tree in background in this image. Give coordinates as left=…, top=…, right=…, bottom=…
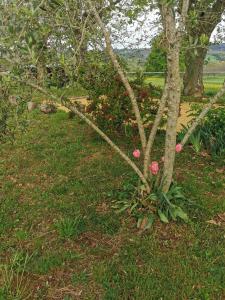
left=145, top=35, right=185, bottom=73
left=145, top=35, right=167, bottom=72
left=183, top=0, right=225, bottom=97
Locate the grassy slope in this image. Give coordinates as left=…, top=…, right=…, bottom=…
left=0, top=111, right=224, bottom=299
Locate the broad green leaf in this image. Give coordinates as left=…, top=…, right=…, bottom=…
left=174, top=207, right=189, bottom=223
left=158, top=210, right=169, bottom=223
left=137, top=215, right=154, bottom=230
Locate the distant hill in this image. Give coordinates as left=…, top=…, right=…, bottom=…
left=117, top=48, right=150, bottom=62
left=117, top=44, right=225, bottom=71
left=207, top=44, right=225, bottom=62
left=208, top=43, right=225, bottom=53
left=116, top=48, right=150, bottom=71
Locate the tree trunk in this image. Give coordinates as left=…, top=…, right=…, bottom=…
left=182, top=0, right=225, bottom=98
left=160, top=3, right=183, bottom=193
left=183, top=47, right=207, bottom=97
left=162, top=45, right=181, bottom=192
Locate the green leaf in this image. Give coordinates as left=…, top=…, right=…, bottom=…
left=158, top=210, right=169, bottom=223
left=145, top=215, right=154, bottom=229
left=116, top=204, right=130, bottom=214
left=137, top=215, right=154, bottom=230
left=130, top=202, right=138, bottom=212
left=169, top=207, right=177, bottom=221
left=149, top=193, right=158, bottom=201
left=173, top=207, right=189, bottom=223
left=137, top=216, right=143, bottom=229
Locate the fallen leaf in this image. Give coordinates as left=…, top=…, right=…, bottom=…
left=200, top=151, right=210, bottom=158
left=218, top=213, right=225, bottom=221
left=216, top=168, right=224, bottom=174
left=206, top=220, right=221, bottom=226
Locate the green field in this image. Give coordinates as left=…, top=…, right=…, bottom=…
left=0, top=110, right=224, bottom=299
left=145, top=75, right=225, bottom=98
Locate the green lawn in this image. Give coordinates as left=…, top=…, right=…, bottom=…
left=0, top=110, right=224, bottom=299
left=203, top=75, right=225, bottom=96
left=145, top=75, right=225, bottom=101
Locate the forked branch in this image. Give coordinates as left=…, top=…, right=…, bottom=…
left=181, top=80, right=225, bottom=146
left=86, top=0, right=147, bottom=152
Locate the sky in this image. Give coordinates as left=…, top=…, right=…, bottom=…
left=111, top=10, right=160, bottom=49
left=111, top=10, right=225, bottom=49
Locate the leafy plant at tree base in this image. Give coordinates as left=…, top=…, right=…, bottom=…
left=177, top=124, right=188, bottom=143
left=189, top=130, right=202, bottom=153
left=149, top=184, right=189, bottom=224
left=109, top=175, right=189, bottom=229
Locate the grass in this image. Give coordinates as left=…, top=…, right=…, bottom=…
left=0, top=110, right=224, bottom=299
left=144, top=75, right=225, bottom=103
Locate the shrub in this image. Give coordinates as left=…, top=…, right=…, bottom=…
left=79, top=52, right=165, bottom=135
left=200, top=107, right=225, bottom=157
left=110, top=174, right=189, bottom=229
left=177, top=106, right=225, bottom=157
left=45, top=65, right=69, bottom=88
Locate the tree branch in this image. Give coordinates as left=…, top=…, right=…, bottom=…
left=143, top=81, right=168, bottom=179
left=177, top=0, right=189, bottom=39
left=8, top=77, right=150, bottom=193
left=86, top=0, right=147, bottom=152
left=181, top=80, right=225, bottom=146
left=63, top=98, right=150, bottom=193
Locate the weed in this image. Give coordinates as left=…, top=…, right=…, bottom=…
left=0, top=251, right=32, bottom=300
left=55, top=215, right=86, bottom=239
left=71, top=270, right=89, bottom=286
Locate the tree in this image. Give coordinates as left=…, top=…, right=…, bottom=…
left=183, top=0, right=225, bottom=97
left=1, top=0, right=225, bottom=224
left=145, top=34, right=185, bottom=73
left=145, top=35, right=167, bottom=72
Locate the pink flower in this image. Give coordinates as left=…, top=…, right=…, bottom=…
left=133, top=149, right=141, bottom=158
left=149, top=161, right=159, bottom=175
left=175, top=143, right=183, bottom=153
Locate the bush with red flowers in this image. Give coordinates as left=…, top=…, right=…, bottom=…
left=79, top=52, right=165, bottom=135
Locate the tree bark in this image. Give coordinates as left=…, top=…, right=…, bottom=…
left=183, top=0, right=225, bottom=97
left=162, top=47, right=181, bottom=192
left=143, top=80, right=168, bottom=179
left=183, top=47, right=207, bottom=97
left=161, top=4, right=182, bottom=193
